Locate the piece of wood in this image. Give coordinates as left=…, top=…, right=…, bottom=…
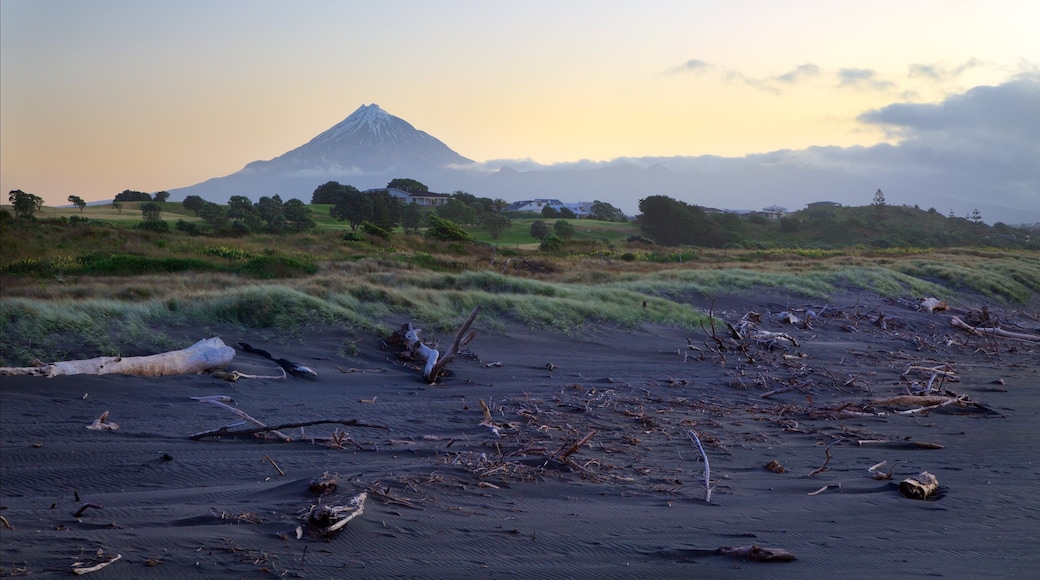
left=950, top=316, right=1040, bottom=342
left=72, top=553, right=121, bottom=575
left=1, top=337, right=234, bottom=377
left=716, top=545, right=795, bottom=562
left=190, top=418, right=388, bottom=440
left=760, top=379, right=813, bottom=399
left=191, top=395, right=291, bottom=441
left=307, top=492, right=367, bottom=536
left=899, top=471, right=939, bottom=500
left=427, top=306, right=482, bottom=382
left=687, top=430, right=714, bottom=503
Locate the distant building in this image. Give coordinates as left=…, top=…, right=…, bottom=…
left=758, top=205, right=788, bottom=221
left=507, top=199, right=565, bottom=213
left=372, top=187, right=451, bottom=207
left=806, top=201, right=842, bottom=209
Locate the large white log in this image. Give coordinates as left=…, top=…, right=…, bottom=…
left=0, top=337, right=235, bottom=377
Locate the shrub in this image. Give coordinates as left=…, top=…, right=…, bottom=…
left=237, top=255, right=318, bottom=279
left=425, top=215, right=472, bottom=242
left=540, top=234, right=563, bottom=252
left=360, top=221, right=390, bottom=239
left=343, top=231, right=365, bottom=242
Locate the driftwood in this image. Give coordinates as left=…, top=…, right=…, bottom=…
left=899, top=471, right=939, bottom=500
left=0, top=337, right=234, bottom=377
left=950, top=316, right=1040, bottom=342
left=687, top=430, right=714, bottom=503
left=238, top=343, right=316, bottom=377
left=71, top=552, right=121, bottom=575
left=716, top=545, right=795, bottom=562
left=305, top=492, right=367, bottom=536
left=397, top=306, right=482, bottom=382
left=191, top=395, right=292, bottom=441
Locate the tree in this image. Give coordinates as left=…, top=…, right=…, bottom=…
left=114, top=189, right=152, bottom=202
left=553, top=219, right=575, bottom=240
left=387, top=178, right=428, bottom=194
left=330, top=187, right=372, bottom=231
left=256, top=195, right=286, bottom=233
left=9, top=190, right=44, bottom=218
left=424, top=215, right=472, bottom=242
left=970, top=208, right=983, bottom=224
left=140, top=202, right=162, bottom=222
left=227, top=195, right=261, bottom=231
left=182, top=195, right=206, bottom=216
left=541, top=205, right=559, bottom=218
left=558, top=206, right=576, bottom=219
left=139, top=202, right=168, bottom=232
left=402, top=202, right=424, bottom=234
left=283, top=198, right=315, bottom=232
left=873, top=189, right=886, bottom=217
left=368, top=189, right=403, bottom=232
left=436, top=198, right=477, bottom=225
left=530, top=220, right=550, bottom=240
left=68, top=195, right=86, bottom=212
left=637, top=195, right=731, bottom=247
left=311, top=181, right=346, bottom=205
left=479, top=212, right=512, bottom=240
left=589, top=200, right=626, bottom=222
left=199, top=201, right=228, bottom=228
left=154, top=191, right=170, bottom=203
left=112, top=201, right=123, bottom=214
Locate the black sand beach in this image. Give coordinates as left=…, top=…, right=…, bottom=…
left=2, top=291, right=1038, bottom=578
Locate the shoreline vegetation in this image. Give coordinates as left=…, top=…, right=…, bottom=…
left=1, top=202, right=1037, bottom=367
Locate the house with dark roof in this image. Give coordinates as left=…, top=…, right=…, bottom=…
left=372, top=187, right=451, bottom=207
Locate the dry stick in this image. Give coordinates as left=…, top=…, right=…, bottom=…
left=263, top=454, right=285, bottom=476
left=950, top=316, right=1040, bottom=342
left=191, top=418, right=389, bottom=440
left=553, top=430, right=598, bottom=461
left=760, top=379, right=813, bottom=399
left=192, top=395, right=291, bottom=441
left=73, top=503, right=103, bottom=518
left=808, top=439, right=842, bottom=478
left=687, top=430, right=713, bottom=503
left=427, top=305, right=482, bottom=382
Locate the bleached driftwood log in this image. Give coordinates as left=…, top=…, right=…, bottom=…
left=398, top=306, right=482, bottom=383
left=0, top=337, right=235, bottom=378
left=899, top=471, right=939, bottom=500
left=950, top=316, right=1040, bottom=343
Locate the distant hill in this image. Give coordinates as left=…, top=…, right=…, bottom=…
left=167, top=103, right=1039, bottom=226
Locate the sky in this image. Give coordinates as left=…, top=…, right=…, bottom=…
left=2, top=0, right=1038, bottom=216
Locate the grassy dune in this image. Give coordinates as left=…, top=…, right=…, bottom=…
left=2, top=215, right=1038, bottom=367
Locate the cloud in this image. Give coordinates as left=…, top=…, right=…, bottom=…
left=668, top=59, right=712, bottom=74
left=838, top=68, right=895, bottom=91
left=775, top=63, right=820, bottom=84
left=908, top=58, right=986, bottom=83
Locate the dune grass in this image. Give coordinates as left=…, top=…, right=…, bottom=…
left=1, top=220, right=1037, bottom=367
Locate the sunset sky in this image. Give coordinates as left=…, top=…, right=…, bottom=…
left=1, top=0, right=1037, bottom=208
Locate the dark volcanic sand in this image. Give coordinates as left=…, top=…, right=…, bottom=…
left=2, top=292, right=1038, bottom=579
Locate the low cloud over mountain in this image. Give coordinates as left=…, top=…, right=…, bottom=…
left=170, top=75, right=1039, bottom=225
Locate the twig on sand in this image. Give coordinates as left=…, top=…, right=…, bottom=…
left=687, top=430, right=714, bottom=503
left=191, top=418, right=388, bottom=440
left=263, top=454, right=285, bottom=476
left=191, top=395, right=292, bottom=441
left=808, top=439, right=842, bottom=478
left=552, top=430, right=598, bottom=462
